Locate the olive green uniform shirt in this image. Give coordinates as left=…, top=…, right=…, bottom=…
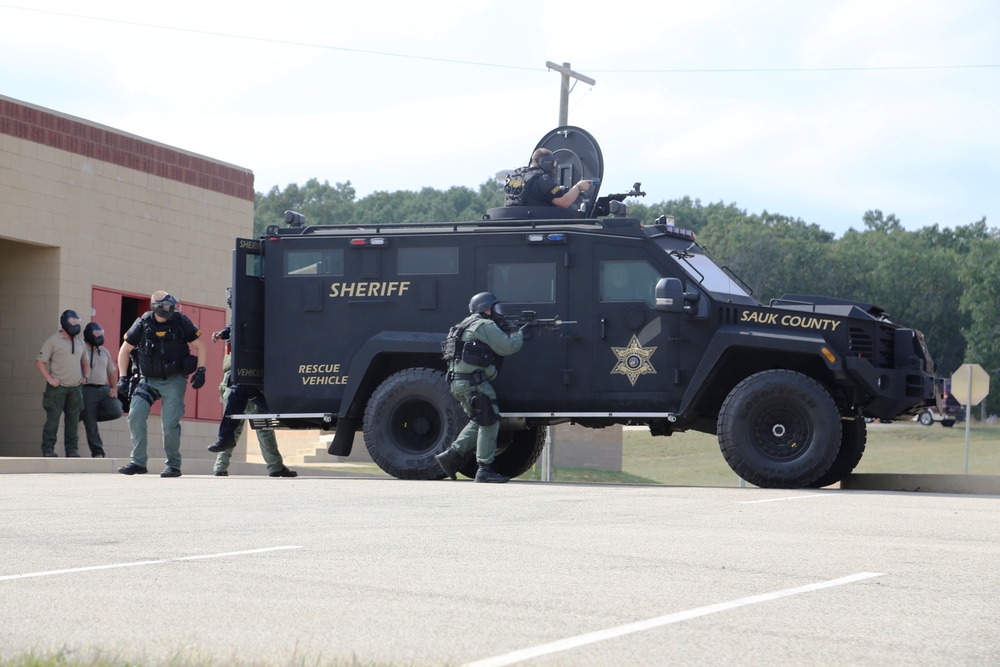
left=451, top=315, right=524, bottom=377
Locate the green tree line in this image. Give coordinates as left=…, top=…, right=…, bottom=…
left=254, top=179, right=999, bottom=415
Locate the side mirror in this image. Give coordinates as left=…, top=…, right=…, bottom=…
left=655, top=278, right=684, bottom=313
left=655, top=278, right=700, bottom=313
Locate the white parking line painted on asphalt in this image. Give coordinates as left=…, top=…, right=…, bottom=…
left=463, top=572, right=884, bottom=667
left=0, top=546, right=303, bottom=582
left=738, top=493, right=829, bottom=504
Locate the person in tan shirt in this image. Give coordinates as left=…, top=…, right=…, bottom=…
left=80, top=322, right=123, bottom=458
left=35, top=310, right=91, bottom=457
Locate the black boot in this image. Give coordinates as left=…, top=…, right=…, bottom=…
left=435, top=447, right=463, bottom=480
left=474, top=463, right=509, bottom=484
left=207, top=436, right=237, bottom=452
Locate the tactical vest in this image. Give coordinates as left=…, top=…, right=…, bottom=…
left=504, top=166, right=546, bottom=207
left=441, top=315, right=496, bottom=367
left=136, top=312, right=193, bottom=380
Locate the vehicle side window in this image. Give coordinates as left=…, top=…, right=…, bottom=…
left=488, top=263, right=556, bottom=303
left=244, top=253, right=262, bottom=278
left=398, top=247, right=459, bottom=275
left=285, top=250, right=344, bottom=276
left=600, top=260, right=661, bottom=305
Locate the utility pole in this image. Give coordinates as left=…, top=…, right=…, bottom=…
left=545, top=61, right=596, bottom=126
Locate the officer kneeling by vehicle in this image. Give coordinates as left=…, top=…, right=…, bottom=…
left=436, top=292, right=525, bottom=483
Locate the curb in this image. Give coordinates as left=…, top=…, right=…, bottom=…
left=0, top=457, right=379, bottom=478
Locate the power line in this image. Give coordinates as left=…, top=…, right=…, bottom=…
left=1, top=4, right=998, bottom=74
left=590, top=64, right=1000, bottom=73
left=0, top=4, right=539, bottom=72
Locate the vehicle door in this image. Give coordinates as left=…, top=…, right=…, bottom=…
left=582, top=241, right=684, bottom=411
left=230, top=238, right=265, bottom=387
left=475, top=235, right=572, bottom=412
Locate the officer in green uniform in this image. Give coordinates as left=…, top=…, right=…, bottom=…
left=436, top=292, right=524, bottom=483
left=211, top=326, right=297, bottom=478
left=116, top=291, right=207, bottom=478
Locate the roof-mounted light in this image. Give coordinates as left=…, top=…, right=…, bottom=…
left=526, top=233, right=567, bottom=243
left=350, top=237, right=388, bottom=247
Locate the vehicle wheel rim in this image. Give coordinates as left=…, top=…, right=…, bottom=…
left=389, top=399, right=441, bottom=454
left=750, top=405, right=810, bottom=461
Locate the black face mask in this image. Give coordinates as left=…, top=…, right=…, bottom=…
left=151, top=294, right=178, bottom=320
left=84, top=323, right=104, bottom=347
left=60, top=309, right=81, bottom=336
left=490, top=302, right=506, bottom=327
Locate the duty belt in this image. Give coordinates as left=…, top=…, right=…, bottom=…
left=448, top=370, right=486, bottom=386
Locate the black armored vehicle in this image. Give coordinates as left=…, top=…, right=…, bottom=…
left=230, top=126, right=937, bottom=488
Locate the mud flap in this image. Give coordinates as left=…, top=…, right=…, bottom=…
left=328, top=418, right=358, bottom=456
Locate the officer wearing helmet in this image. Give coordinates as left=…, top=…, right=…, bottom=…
left=436, top=292, right=525, bottom=483
left=503, top=147, right=594, bottom=208
left=79, top=321, right=123, bottom=458
left=35, top=310, right=91, bottom=457
left=116, top=290, right=206, bottom=478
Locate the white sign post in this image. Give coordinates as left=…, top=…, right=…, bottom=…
left=950, top=363, right=990, bottom=474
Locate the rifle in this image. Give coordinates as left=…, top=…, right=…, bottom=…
left=504, top=310, right=577, bottom=338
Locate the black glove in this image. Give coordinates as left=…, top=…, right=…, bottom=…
left=191, top=367, right=206, bottom=389
left=116, top=377, right=130, bottom=395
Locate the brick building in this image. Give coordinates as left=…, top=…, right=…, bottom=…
left=0, top=95, right=253, bottom=459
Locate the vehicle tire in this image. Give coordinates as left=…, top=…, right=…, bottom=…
left=918, top=411, right=934, bottom=426
left=718, top=370, right=841, bottom=488
left=808, top=418, right=867, bottom=488
left=941, top=419, right=956, bottom=428
left=457, top=426, right=547, bottom=479
left=363, top=368, right=466, bottom=480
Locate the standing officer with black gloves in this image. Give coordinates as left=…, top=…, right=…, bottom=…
left=436, top=292, right=524, bottom=483
left=116, top=291, right=206, bottom=478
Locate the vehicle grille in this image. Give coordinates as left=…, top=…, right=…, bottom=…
left=876, top=324, right=896, bottom=368
left=850, top=325, right=896, bottom=368
left=849, top=327, right=874, bottom=363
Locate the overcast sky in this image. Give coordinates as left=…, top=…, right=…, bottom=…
left=1, top=0, right=997, bottom=237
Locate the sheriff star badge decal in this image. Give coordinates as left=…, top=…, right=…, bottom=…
left=611, top=335, right=657, bottom=386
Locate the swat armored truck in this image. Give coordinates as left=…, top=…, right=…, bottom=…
left=230, top=126, right=937, bottom=488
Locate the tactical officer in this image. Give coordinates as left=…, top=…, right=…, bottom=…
left=503, top=148, right=593, bottom=208
left=35, top=310, right=91, bottom=457
left=436, top=292, right=525, bottom=483
left=207, top=288, right=297, bottom=478
left=116, top=291, right=207, bottom=478
left=80, top=322, right=123, bottom=458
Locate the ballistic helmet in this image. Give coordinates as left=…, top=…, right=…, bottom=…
left=60, top=310, right=82, bottom=336
left=151, top=291, right=179, bottom=319
left=83, top=322, right=105, bottom=347
left=469, top=292, right=502, bottom=316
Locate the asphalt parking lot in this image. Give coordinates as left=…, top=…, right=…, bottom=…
left=1, top=473, right=998, bottom=666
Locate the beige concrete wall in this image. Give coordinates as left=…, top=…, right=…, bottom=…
left=552, top=423, right=623, bottom=472
left=0, top=99, right=253, bottom=463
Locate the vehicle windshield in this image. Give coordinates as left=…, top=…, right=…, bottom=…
left=669, top=247, right=753, bottom=299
